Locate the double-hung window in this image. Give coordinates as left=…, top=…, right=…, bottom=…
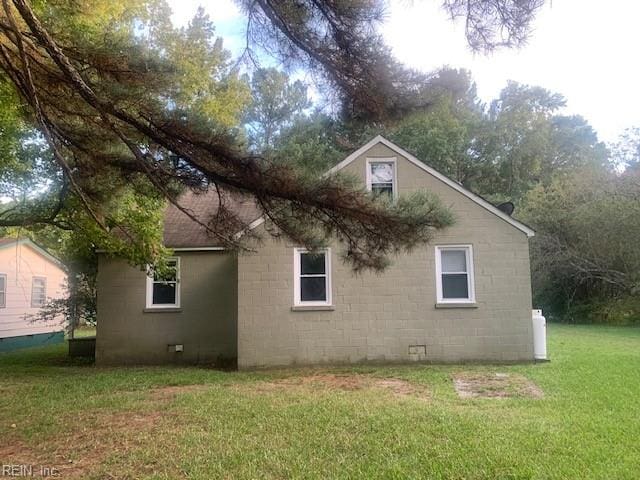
left=366, top=158, right=397, bottom=198
left=146, top=257, right=180, bottom=308
left=0, top=274, right=6, bottom=308
left=435, top=245, right=475, bottom=304
left=294, top=248, right=332, bottom=306
left=31, top=276, right=47, bottom=307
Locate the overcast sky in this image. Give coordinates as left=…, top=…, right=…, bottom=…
left=169, top=0, right=640, bottom=144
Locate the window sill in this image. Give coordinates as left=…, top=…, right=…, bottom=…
left=291, top=305, right=335, bottom=312
left=143, top=307, right=182, bottom=313
left=435, top=302, right=478, bottom=309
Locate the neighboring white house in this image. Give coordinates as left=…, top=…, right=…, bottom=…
left=0, top=238, right=67, bottom=352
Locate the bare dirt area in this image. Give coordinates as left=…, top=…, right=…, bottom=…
left=243, top=373, right=429, bottom=400
left=453, top=372, right=544, bottom=399
left=0, top=394, right=182, bottom=479
left=148, top=383, right=212, bottom=401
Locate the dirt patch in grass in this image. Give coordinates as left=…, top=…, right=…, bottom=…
left=268, top=373, right=366, bottom=391
left=148, top=383, right=212, bottom=400
left=0, top=395, right=182, bottom=478
left=453, top=372, right=544, bottom=399
left=373, top=378, right=424, bottom=397
left=0, top=441, right=66, bottom=477
left=242, top=373, right=429, bottom=400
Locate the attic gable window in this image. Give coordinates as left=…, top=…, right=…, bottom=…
left=146, top=258, right=180, bottom=309
left=366, top=158, right=397, bottom=198
left=294, top=248, right=332, bottom=307
left=435, top=245, right=475, bottom=304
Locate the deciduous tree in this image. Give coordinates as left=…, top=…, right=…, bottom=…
left=476, top=82, right=607, bottom=201
left=0, top=0, right=547, bottom=271
left=245, top=67, right=310, bottom=151
left=612, top=127, right=640, bottom=172
left=520, top=167, right=640, bottom=323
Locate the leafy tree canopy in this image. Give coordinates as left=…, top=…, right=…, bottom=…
left=520, top=165, right=640, bottom=323
left=240, top=0, right=546, bottom=121
left=476, top=82, right=608, bottom=200
left=612, top=127, right=640, bottom=172
left=4, top=0, right=636, bottom=325
left=273, top=73, right=609, bottom=205
left=245, top=67, right=311, bottom=151
left=3, top=0, right=545, bottom=271
left=0, top=0, right=251, bottom=267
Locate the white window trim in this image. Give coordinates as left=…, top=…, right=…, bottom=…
left=146, top=257, right=181, bottom=309
left=31, top=276, right=47, bottom=308
left=365, top=157, right=398, bottom=200
left=0, top=273, right=6, bottom=308
left=293, top=248, right=332, bottom=307
left=435, top=245, right=476, bottom=304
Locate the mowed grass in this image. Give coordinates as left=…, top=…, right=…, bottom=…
left=1, top=324, right=639, bottom=479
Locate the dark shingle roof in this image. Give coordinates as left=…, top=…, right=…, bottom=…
left=163, top=189, right=261, bottom=248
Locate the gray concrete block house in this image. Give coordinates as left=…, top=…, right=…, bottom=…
left=96, top=136, right=536, bottom=368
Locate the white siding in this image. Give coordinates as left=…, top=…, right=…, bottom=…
left=0, top=242, right=67, bottom=338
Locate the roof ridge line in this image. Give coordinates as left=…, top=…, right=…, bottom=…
left=237, top=135, right=534, bottom=238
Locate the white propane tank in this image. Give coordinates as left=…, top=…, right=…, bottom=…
left=532, top=309, right=547, bottom=361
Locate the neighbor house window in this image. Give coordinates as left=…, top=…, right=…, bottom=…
left=294, top=248, right=332, bottom=306
left=146, top=258, right=180, bottom=308
left=435, top=245, right=475, bottom=303
left=366, top=158, right=396, bottom=198
left=0, top=274, right=6, bottom=308
left=31, top=276, right=47, bottom=307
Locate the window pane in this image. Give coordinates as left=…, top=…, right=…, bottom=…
left=0, top=292, right=4, bottom=308
left=153, top=262, right=177, bottom=282
left=371, top=184, right=393, bottom=197
left=442, top=273, right=469, bottom=299
left=370, top=163, right=394, bottom=184
left=300, top=253, right=325, bottom=275
left=153, top=282, right=177, bottom=304
left=0, top=276, right=4, bottom=291
left=441, top=250, right=467, bottom=273
left=32, top=278, right=46, bottom=307
left=300, top=277, right=327, bottom=302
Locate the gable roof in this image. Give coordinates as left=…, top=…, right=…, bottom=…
left=162, top=135, right=534, bottom=249
left=326, top=135, right=535, bottom=237
left=0, top=237, right=66, bottom=268
left=163, top=189, right=260, bottom=249
left=242, top=135, right=534, bottom=239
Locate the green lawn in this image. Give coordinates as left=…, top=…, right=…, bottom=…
left=1, top=324, right=639, bottom=479
left=70, top=325, right=96, bottom=338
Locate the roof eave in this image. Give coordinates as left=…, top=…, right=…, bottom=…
left=329, top=135, right=535, bottom=237
left=236, top=134, right=535, bottom=239
left=0, top=238, right=67, bottom=269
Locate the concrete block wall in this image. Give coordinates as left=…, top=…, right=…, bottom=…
left=96, top=251, right=237, bottom=365
left=237, top=142, right=534, bottom=368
